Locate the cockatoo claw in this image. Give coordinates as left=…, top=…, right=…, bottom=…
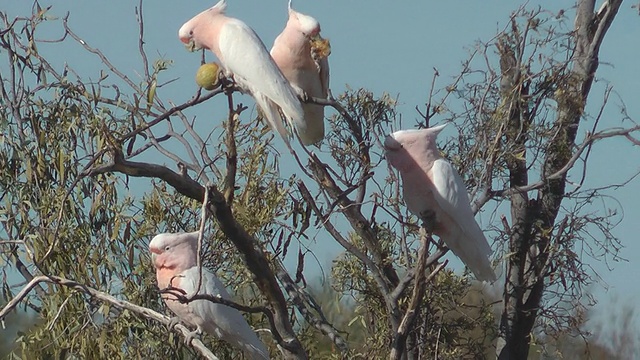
left=167, top=316, right=182, bottom=330
left=420, top=210, right=437, bottom=233
left=292, top=85, right=308, bottom=102
left=183, top=327, right=203, bottom=345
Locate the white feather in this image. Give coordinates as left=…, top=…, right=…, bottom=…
left=218, top=19, right=304, bottom=146
left=179, top=267, right=269, bottom=359
left=430, top=159, right=495, bottom=281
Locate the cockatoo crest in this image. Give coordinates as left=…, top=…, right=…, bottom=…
left=212, top=0, right=227, bottom=12
left=178, top=0, right=227, bottom=50
left=385, top=123, right=448, bottom=172
left=288, top=1, right=320, bottom=36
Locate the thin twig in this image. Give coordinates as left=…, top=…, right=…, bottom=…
left=492, top=125, right=640, bottom=198
left=160, top=286, right=285, bottom=345
left=194, top=185, right=210, bottom=298
left=273, top=258, right=349, bottom=353
left=296, top=181, right=388, bottom=293
left=390, top=227, right=448, bottom=359
left=224, top=96, right=239, bottom=204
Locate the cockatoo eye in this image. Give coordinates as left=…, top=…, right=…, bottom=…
left=164, top=245, right=171, bottom=251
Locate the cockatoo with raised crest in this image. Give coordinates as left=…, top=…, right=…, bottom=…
left=178, top=0, right=304, bottom=148
left=270, top=1, right=331, bottom=146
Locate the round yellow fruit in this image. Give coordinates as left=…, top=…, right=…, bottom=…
left=195, top=62, right=220, bottom=90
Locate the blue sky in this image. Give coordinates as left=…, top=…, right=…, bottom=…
left=4, top=0, right=639, bottom=332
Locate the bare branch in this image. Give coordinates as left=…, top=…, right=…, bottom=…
left=224, top=96, right=240, bottom=204
left=389, top=247, right=449, bottom=303
left=135, top=0, right=150, bottom=80
left=493, top=125, right=640, bottom=198
left=273, top=259, right=349, bottom=353
left=117, top=87, right=228, bottom=144
left=160, top=286, right=285, bottom=345
left=62, top=15, right=140, bottom=93
left=296, top=181, right=379, bottom=280
left=308, top=153, right=399, bottom=288
left=390, top=228, right=448, bottom=360
left=86, top=152, right=306, bottom=358
left=86, top=151, right=205, bottom=202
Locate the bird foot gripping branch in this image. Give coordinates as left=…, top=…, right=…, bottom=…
left=167, top=316, right=183, bottom=331
left=384, top=125, right=497, bottom=282
left=184, top=327, right=204, bottom=346
left=419, top=210, right=437, bottom=234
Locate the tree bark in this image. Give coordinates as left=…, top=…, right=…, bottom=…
left=88, top=158, right=308, bottom=359
left=496, top=1, right=622, bottom=358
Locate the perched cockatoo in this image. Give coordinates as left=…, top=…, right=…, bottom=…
left=270, top=1, right=330, bottom=146
left=384, top=124, right=497, bottom=281
left=150, top=232, right=269, bottom=359
left=178, top=0, right=304, bottom=148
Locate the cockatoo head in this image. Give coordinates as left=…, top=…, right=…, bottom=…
left=149, top=232, right=199, bottom=271
left=384, top=124, right=447, bottom=172
left=288, top=1, right=321, bottom=37
left=178, top=0, right=227, bottom=52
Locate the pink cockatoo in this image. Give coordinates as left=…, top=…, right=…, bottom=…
left=270, top=1, right=330, bottom=146
left=150, top=232, right=269, bottom=359
left=178, top=0, right=304, bottom=148
left=384, top=124, right=496, bottom=281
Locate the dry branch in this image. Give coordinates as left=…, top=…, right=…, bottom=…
left=86, top=153, right=307, bottom=358
left=272, top=258, right=349, bottom=353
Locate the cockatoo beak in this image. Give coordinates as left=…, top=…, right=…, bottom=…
left=181, top=37, right=199, bottom=52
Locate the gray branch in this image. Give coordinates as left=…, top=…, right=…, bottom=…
left=86, top=153, right=307, bottom=359
left=273, top=258, right=349, bottom=354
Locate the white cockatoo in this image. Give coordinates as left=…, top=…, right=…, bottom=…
left=384, top=124, right=496, bottom=281
left=270, top=1, right=330, bottom=146
left=178, top=0, right=304, bottom=148
left=150, top=232, right=269, bottom=359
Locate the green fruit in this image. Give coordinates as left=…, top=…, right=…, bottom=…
left=195, top=63, right=220, bottom=90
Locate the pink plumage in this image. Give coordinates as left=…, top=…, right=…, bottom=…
left=178, top=0, right=303, bottom=148
left=384, top=124, right=496, bottom=281
left=270, top=1, right=330, bottom=145
left=150, top=232, right=269, bottom=358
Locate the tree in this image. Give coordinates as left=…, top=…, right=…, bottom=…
left=0, top=1, right=637, bottom=359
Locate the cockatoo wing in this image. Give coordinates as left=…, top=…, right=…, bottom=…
left=254, top=92, right=292, bottom=148
left=430, top=159, right=495, bottom=281
left=218, top=19, right=303, bottom=145
left=179, top=267, right=269, bottom=359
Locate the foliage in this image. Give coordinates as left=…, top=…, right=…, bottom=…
left=0, top=1, right=637, bottom=360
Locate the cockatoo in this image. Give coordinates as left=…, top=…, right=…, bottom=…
left=270, top=1, right=330, bottom=146
left=384, top=124, right=496, bottom=281
left=178, top=0, right=304, bottom=148
left=150, top=232, right=269, bottom=359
